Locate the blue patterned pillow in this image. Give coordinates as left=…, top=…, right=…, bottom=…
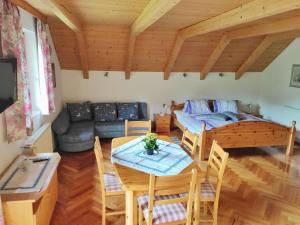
left=117, top=103, right=139, bottom=121
left=93, top=103, right=117, bottom=122
left=67, top=102, right=92, bottom=122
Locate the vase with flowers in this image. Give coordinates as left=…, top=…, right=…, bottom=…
left=143, top=133, right=159, bottom=155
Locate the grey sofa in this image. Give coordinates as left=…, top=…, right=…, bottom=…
left=52, top=102, right=148, bottom=152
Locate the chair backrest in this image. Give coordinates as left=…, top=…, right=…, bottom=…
left=146, top=169, right=198, bottom=225
left=206, top=140, right=229, bottom=201
left=125, top=120, right=152, bottom=136
left=181, top=128, right=199, bottom=157
left=94, top=136, right=106, bottom=195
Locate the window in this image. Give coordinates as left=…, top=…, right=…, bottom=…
left=23, top=28, right=43, bottom=131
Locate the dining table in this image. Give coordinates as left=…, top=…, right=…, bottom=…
left=111, top=135, right=201, bottom=225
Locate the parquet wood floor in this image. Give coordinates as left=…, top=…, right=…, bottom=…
left=50, top=130, right=300, bottom=225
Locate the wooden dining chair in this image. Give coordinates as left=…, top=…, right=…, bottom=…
left=181, top=128, right=199, bottom=158
left=125, top=120, right=152, bottom=136
left=94, top=136, right=125, bottom=225
left=194, top=141, right=229, bottom=225
left=138, top=169, right=198, bottom=225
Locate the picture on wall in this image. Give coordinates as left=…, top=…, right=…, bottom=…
left=290, top=64, right=300, bottom=88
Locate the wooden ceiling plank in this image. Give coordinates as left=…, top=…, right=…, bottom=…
left=236, top=30, right=300, bottom=79
left=201, top=35, right=230, bottom=80
left=164, top=0, right=300, bottom=79
left=44, top=0, right=89, bottom=79
left=235, top=36, right=274, bottom=80
left=126, top=0, right=182, bottom=79
left=164, top=34, right=184, bottom=80
left=11, top=0, right=47, bottom=22
left=180, top=0, right=300, bottom=39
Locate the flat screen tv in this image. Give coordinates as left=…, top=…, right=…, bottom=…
left=0, top=58, right=17, bottom=113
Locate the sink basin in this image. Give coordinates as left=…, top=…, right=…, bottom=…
left=0, top=153, right=60, bottom=194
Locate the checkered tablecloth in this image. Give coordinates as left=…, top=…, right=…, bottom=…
left=111, top=136, right=193, bottom=176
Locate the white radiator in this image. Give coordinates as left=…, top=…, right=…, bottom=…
left=24, top=123, right=54, bottom=153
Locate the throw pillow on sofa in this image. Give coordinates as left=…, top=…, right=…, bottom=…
left=117, top=103, right=139, bottom=121
left=93, top=103, right=117, bottom=122
left=67, top=102, right=92, bottom=122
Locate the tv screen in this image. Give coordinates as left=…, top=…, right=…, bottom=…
left=0, top=58, right=17, bottom=113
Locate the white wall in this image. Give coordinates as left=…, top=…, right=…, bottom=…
left=61, top=71, right=261, bottom=117
left=0, top=9, right=63, bottom=174
left=259, top=38, right=300, bottom=140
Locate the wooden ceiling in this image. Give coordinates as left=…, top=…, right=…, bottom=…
left=12, top=0, right=300, bottom=80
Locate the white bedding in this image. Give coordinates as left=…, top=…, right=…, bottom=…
left=174, top=110, right=262, bottom=134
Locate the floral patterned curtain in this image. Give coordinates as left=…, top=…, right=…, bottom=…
left=0, top=196, right=4, bottom=225
left=36, top=19, right=55, bottom=114
left=0, top=0, right=32, bottom=142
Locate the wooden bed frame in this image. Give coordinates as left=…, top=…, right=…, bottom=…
left=171, top=101, right=297, bottom=160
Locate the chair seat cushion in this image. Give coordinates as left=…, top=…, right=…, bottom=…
left=58, top=121, right=94, bottom=143
left=104, top=172, right=123, bottom=192
left=138, top=195, right=187, bottom=224
left=200, top=181, right=215, bottom=200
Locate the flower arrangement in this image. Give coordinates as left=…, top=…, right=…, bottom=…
left=143, top=133, right=159, bottom=155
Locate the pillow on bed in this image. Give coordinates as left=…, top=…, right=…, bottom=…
left=223, top=111, right=241, bottom=122
left=183, top=100, right=211, bottom=114
left=213, top=100, right=238, bottom=113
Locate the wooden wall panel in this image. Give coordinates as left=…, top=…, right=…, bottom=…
left=173, top=32, right=224, bottom=72
left=250, top=39, right=294, bottom=72
left=48, top=18, right=81, bottom=70
left=213, top=37, right=265, bottom=72
left=132, top=31, right=176, bottom=71
left=85, top=25, right=129, bottom=71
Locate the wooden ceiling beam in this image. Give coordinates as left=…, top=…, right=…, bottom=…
left=235, top=30, right=300, bottom=79
left=125, top=0, right=182, bottom=80
left=164, top=34, right=185, bottom=80
left=227, top=15, right=300, bottom=40
left=180, top=0, right=300, bottom=39
left=164, top=0, right=300, bottom=80
left=11, top=0, right=47, bottom=22
left=200, top=35, right=230, bottom=80
left=44, top=0, right=89, bottom=79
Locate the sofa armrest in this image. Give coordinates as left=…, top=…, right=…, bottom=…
left=52, top=108, right=70, bottom=135
left=138, top=102, right=148, bottom=120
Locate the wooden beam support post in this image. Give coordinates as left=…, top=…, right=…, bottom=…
left=165, top=0, right=300, bottom=79
left=200, top=35, right=230, bottom=80
left=125, top=0, right=182, bottom=80
left=11, top=0, right=47, bottom=22
left=44, top=0, right=89, bottom=79
left=164, top=34, right=184, bottom=80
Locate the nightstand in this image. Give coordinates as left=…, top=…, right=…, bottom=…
left=155, top=114, right=171, bottom=135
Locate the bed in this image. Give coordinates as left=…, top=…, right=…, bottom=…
left=171, top=100, right=297, bottom=160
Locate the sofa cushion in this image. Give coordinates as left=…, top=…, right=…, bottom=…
left=67, top=102, right=92, bottom=122
left=58, top=121, right=94, bottom=143
left=95, top=121, right=125, bottom=133
left=93, top=103, right=117, bottom=122
left=52, top=108, right=70, bottom=135
left=117, top=103, right=139, bottom=121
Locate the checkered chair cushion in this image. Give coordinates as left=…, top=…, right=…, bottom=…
left=104, top=172, right=123, bottom=192
left=200, top=181, right=215, bottom=200
left=138, top=194, right=187, bottom=224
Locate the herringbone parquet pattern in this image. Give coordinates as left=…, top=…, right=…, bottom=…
left=50, top=131, right=300, bottom=225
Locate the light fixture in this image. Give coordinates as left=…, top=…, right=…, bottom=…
left=104, top=72, right=109, bottom=77
left=183, top=73, right=187, bottom=77
left=219, top=72, right=224, bottom=77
